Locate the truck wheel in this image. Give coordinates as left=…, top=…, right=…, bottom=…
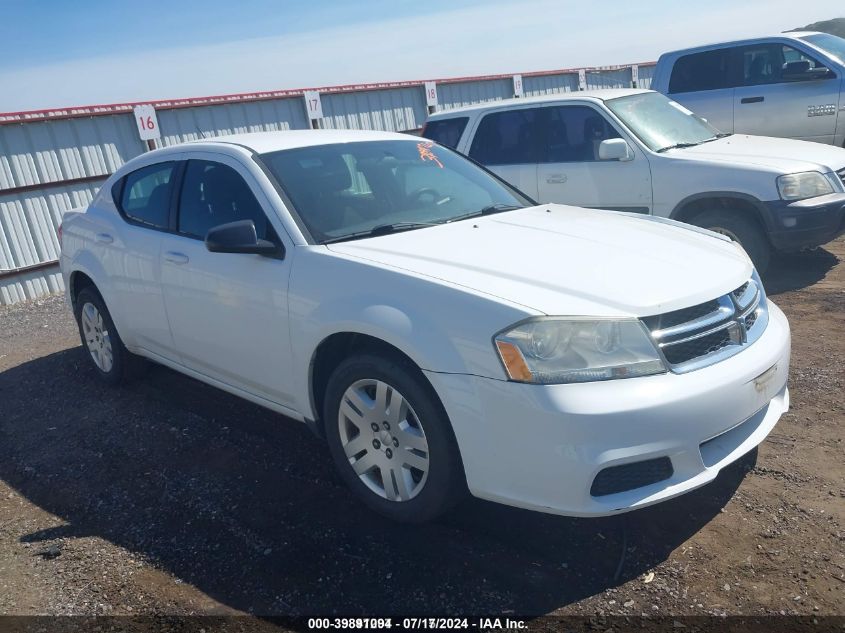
left=74, top=287, right=145, bottom=385
left=690, top=210, right=771, bottom=272
left=323, top=353, right=465, bottom=523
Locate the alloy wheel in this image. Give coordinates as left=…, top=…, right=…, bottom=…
left=337, top=378, right=430, bottom=501
left=81, top=302, right=114, bottom=373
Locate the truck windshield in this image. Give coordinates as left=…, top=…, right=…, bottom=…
left=605, top=92, right=723, bottom=152
left=258, top=140, right=532, bottom=244
left=799, top=33, right=845, bottom=65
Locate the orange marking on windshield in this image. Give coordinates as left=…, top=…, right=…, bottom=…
left=417, top=141, right=444, bottom=168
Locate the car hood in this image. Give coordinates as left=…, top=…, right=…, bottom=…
left=675, top=134, right=845, bottom=173
left=326, top=205, right=752, bottom=317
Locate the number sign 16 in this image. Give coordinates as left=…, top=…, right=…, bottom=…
left=133, top=105, right=161, bottom=141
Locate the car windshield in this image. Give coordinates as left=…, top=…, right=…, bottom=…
left=605, top=91, right=723, bottom=152
left=259, top=140, right=532, bottom=243
left=799, top=33, right=845, bottom=65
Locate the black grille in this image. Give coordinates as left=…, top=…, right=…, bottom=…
left=642, top=299, right=719, bottom=331
left=590, top=457, right=674, bottom=497
left=732, top=282, right=749, bottom=301
left=838, top=168, right=845, bottom=187
left=745, top=311, right=758, bottom=330
left=662, top=329, right=732, bottom=365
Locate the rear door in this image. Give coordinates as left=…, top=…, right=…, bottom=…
left=421, top=117, right=469, bottom=150
left=666, top=48, right=735, bottom=133
left=534, top=104, right=652, bottom=213
left=158, top=153, right=296, bottom=408
left=108, top=160, right=180, bottom=360
left=732, top=42, right=840, bottom=143
left=465, top=107, right=541, bottom=199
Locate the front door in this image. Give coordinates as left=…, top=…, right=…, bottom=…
left=535, top=105, right=653, bottom=213
left=732, top=42, right=841, bottom=143
left=158, top=155, right=296, bottom=408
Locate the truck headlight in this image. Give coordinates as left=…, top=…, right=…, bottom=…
left=777, top=171, right=834, bottom=200
left=494, top=318, right=667, bottom=384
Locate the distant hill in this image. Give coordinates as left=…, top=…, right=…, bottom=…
left=789, top=17, right=845, bottom=38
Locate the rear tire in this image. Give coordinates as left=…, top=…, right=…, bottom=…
left=323, top=353, right=465, bottom=523
left=689, top=209, right=771, bottom=272
left=74, top=287, right=146, bottom=385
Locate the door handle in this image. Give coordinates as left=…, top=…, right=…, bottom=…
left=740, top=96, right=764, bottom=104
left=163, top=251, right=189, bottom=265
left=545, top=174, right=568, bottom=184
left=95, top=233, right=113, bottom=244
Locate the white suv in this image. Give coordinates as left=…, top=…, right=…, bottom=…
left=423, top=89, right=845, bottom=271
left=60, top=130, right=791, bottom=522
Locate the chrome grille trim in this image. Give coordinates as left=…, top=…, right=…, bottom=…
left=650, top=295, right=734, bottom=341
left=641, top=276, right=768, bottom=373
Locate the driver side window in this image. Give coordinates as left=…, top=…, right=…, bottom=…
left=177, top=160, right=271, bottom=240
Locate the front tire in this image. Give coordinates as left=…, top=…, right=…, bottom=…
left=689, top=210, right=771, bottom=272
left=74, top=287, right=143, bottom=385
left=323, top=354, right=465, bottom=523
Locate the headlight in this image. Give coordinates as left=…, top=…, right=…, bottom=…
left=777, top=171, right=834, bottom=200
left=494, top=318, right=667, bottom=384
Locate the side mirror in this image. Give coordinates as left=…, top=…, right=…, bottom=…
left=598, top=138, right=633, bottom=162
left=205, top=220, right=283, bottom=257
left=782, top=61, right=832, bottom=82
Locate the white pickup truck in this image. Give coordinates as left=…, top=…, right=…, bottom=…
left=423, top=89, right=845, bottom=271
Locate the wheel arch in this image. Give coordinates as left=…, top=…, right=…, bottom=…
left=670, top=191, right=772, bottom=234
left=308, top=331, right=442, bottom=438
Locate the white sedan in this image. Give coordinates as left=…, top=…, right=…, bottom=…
left=59, top=130, right=790, bottom=522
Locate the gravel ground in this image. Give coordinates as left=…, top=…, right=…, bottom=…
left=0, top=240, right=843, bottom=626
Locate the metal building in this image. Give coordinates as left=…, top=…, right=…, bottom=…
left=0, top=61, right=653, bottom=305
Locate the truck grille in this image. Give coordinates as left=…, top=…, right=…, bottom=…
left=641, top=278, right=768, bottom=372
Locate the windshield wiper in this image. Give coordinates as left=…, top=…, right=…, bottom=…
left=445, top=203, right=524, bottom=224
left=699, top=133, right=732, bottom=144
left=656, top=142, right=701, bottom=153
left=320, top=205, right=524, bottom=244
left=321, top=221, right=442, bottom=244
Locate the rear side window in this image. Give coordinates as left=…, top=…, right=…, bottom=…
left=113, top=162, right=177, bottom=229
left=421, top=117, right=469, bottom=149
left=177, top=160, right=270, bottom=240
left=668, top=49, right=732, bottom=93
left=468, top=108, right=541, bottom=165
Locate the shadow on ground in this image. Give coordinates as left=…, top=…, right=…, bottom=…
left=0, top=348, right=754, bottom=616
left=764, top=247, right=838, bottom=296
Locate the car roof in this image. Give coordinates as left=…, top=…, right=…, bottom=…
left=660, top=31, right=823, bottom=58
left=185, top=129, right=418, bottom=154
left=425, top=88, right=651, bottom=120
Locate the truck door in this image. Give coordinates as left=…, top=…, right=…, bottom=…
left=665, top=48, right=735, bottom=133
left=732, top=42, right=840, bottom=144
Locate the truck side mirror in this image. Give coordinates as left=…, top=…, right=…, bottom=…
left=598, top=138, right=634, bottom=162
left=782, top=61, right=833, bottom=81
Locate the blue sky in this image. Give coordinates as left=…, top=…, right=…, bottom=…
left=0, top=0, right=841, bottom=111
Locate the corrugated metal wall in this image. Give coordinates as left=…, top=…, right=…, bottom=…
left=157, top=98, right=309, bottom=146
left=0, top=62, right=654, bottom=305
left=320, top=87, right=426, bottom=132
left=0, top=115, right=143, bottom=190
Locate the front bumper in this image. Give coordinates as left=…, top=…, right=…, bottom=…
left=762, top=193, right=845, bottom=251
left=425, top=300, right=791, bottom=517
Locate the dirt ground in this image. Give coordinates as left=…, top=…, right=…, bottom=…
left=0, top=239, right=843, bottom=625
